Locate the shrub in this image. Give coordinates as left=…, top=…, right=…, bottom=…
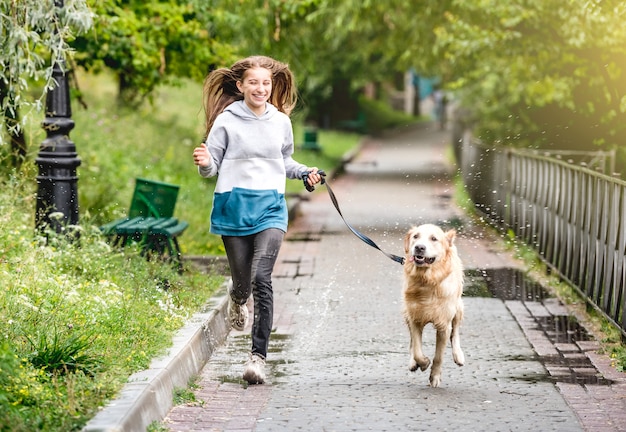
left=358, top=95, right=421, bottom=135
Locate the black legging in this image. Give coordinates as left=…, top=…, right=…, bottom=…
left=222, top=228, right=284, bottom=359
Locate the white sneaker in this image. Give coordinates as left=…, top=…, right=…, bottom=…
left=243, top=353, right=266, bottom=384
left=228, top=296, right=248, bottom=331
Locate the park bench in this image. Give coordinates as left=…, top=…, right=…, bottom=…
left=100, top=178, right=188, bottom=272
left=337, top=111, right=367, bottom=133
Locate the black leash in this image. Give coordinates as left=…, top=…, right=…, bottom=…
left=303, top=170, right=405, bottom=265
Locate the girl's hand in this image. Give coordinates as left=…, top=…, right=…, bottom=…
left=305, top=167, right=322, bottom=187
left=193, top=144, right=211, bottom=167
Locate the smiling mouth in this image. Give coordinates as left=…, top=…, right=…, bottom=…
left=411, top=255, right=436, bottom=265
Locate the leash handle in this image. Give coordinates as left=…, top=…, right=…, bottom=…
left=302, top=169, right=326, bottom=192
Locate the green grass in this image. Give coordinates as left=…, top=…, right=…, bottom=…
left=172, top=375, right=202, bottom=406
left=0, top=71, right=364, bottom=431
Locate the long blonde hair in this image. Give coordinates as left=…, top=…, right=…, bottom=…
left=202, top=55, right=297, bottom=137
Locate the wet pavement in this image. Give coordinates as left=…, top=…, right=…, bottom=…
left=163, top=123, right=626, bottom=432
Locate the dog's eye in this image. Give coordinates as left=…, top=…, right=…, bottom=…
left=431, top=235, right=438, bottom=242
left=413, top=234, right=420, bottom=239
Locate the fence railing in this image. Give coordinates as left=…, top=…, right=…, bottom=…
left=457, top=136, right=626, bottom=338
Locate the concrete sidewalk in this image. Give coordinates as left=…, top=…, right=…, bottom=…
left=85, top=123, right=626, bottom=432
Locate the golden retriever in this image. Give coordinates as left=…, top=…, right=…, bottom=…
left=402, top=224, right=464, bottom=387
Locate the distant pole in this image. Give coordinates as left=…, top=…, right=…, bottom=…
left=35, top=0, right=81, bottom=236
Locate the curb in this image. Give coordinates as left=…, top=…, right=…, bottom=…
left=81, top=285, right=230, bottom=432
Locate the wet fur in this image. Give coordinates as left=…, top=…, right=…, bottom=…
left=402, top=224, right=464, bottom=387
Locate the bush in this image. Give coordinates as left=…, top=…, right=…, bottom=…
left=358, top=95, right=421, bottom=135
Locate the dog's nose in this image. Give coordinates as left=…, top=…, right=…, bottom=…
left=414, top=244, right=426, bottom=255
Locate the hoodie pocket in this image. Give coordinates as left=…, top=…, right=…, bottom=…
left=214, top=188, right=282, bottom=230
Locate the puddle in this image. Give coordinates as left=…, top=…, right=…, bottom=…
left=510, top=370, right=613, bottom=386
left=536, top=315, right=592, bottom=343
left=464, top=267, right=612, bottom=386
left=215, top=333, right=292, bottom=386
left=464, top=268, right=550, bottom=301
left=285, top=232, right=321, bottom=242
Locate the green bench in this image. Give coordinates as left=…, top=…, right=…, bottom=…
left=337, top=111, right=367, bottom=133
left=100, top=178, right=189, bottom=272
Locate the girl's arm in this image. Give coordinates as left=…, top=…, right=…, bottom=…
left=194, top=123, right=228, bottom=177
left=193, top=143, right=216, bottom=177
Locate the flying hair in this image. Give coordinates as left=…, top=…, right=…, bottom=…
left=202, top=55, right=297, bottom=137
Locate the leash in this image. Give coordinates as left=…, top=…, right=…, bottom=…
left=303, top=170, right=405, bottom=265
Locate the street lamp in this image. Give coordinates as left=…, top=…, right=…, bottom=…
left=35, top=0, right=81, bottom=237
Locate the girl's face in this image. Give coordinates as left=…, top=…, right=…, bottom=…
left=237, top=67, right=272, bottom=116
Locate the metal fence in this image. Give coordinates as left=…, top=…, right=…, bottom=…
left=457, top=135, right=626, bottom=338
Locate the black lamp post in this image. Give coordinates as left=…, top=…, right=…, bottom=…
left=35, top=0, right=81, bottom=236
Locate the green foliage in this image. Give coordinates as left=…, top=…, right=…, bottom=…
left=209, top=0, right=408, bottom=125
left=210, top=0, right=626, bottom=157
left=610, top=345, right=626, bottom=373
left=5, top=0, right=626, bottom=159
left=172, top=375, right=201, bottom=406
left=147, top=422, right=170, bottom=432
left=358, top=96, right=421, bottom=135
left=0, top=0, right=92, bottom=144
left=426, top=0, right=626, bottom=151
left=597, top=320, right=626, bottom=373
left=72, top=0, right=233, bottom=105
left=0, top=343, right=55, bottom=432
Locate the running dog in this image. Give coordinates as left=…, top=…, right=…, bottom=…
left=402, top=224, right=465, bottom=387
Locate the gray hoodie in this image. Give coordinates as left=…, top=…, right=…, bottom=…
left=198, top=100, right=307, bottom=236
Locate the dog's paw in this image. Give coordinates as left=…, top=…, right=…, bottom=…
left=410, top=356, right=430, bottom=372
left=429, top=373, right=442, bottom=388
left=453, top=349, right=465, bottom=366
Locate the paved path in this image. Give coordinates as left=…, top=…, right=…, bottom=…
left=163, top=124, right=626, bottom=432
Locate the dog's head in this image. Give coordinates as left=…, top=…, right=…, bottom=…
left=404, top=224, right=456, bottom=267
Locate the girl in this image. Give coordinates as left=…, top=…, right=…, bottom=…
left=192, top=56, right=322, bottom=384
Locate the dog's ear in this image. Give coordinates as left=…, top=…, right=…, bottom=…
left=404, top=229, right=413, bottom=253
left=445, top=229, right=457, bottom=247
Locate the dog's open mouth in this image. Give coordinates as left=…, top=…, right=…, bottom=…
left=411, top=255, right=436, bottom=265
